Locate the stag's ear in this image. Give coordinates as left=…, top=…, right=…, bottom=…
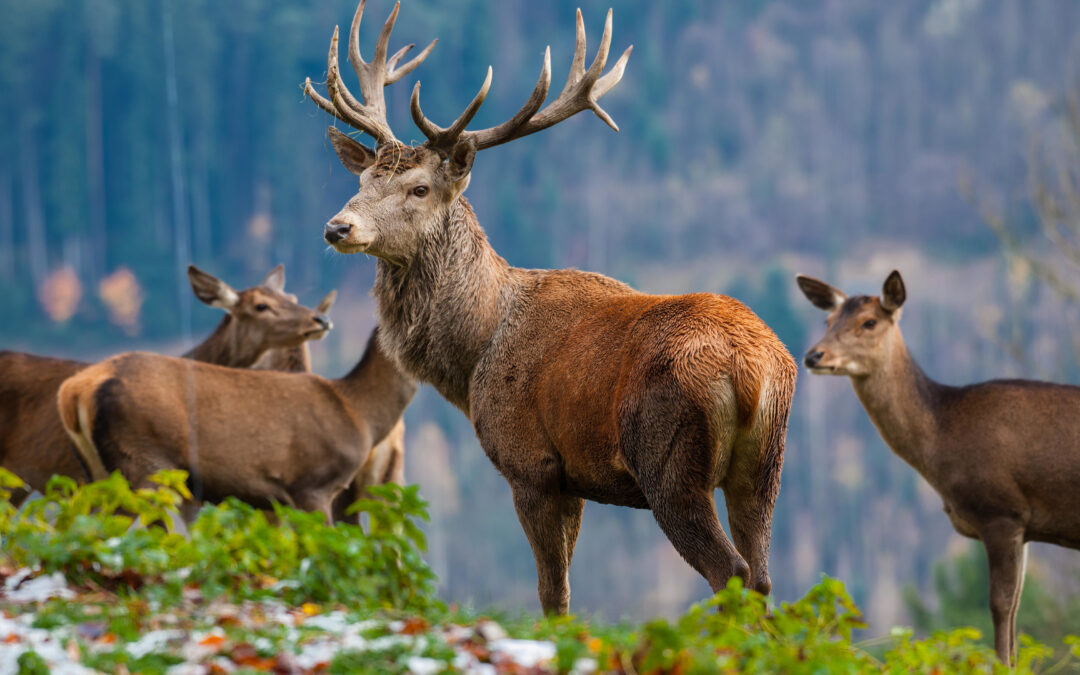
left=881, top=270, right=906, bottom=313
left=445, top=138, right=477, bottom=196
left=796, top=274, right=846, bottom=311
left=188, top=265, right=239, bottom=310
left=261, top=264, right=286, bottom=293
left=316, top=289, right=338, bottom=314
left=328, top=127, right=377, bottom=176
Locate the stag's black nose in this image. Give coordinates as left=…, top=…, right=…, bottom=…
left=314, top=315, right=331, bottom=330
left=324, top=223, right=353, bottom=244
left=804, top=351, right=824, bottom=368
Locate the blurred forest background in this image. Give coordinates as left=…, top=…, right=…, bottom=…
left=3, top=0, right=1080, bottom=642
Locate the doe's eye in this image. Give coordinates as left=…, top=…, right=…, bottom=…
left=255, top=303, right=270, bottom=312
left=862, top=319, right=877, bottom=330
left=411, top=185, right=429, bottom=197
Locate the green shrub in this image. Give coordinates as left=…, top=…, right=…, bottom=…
left=0, top=468, right=437, bottom=611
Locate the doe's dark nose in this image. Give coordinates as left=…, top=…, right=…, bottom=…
left=804, top=351, right=824, bottom=368
left=324, top=223, right=352, bottom=244
left=314, top=315, right=331, bottom=330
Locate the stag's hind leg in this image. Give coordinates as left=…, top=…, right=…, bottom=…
left=621, top=392, right=749, bottom=593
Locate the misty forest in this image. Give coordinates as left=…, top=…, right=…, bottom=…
left=2, top=0, right=1080, bottom=672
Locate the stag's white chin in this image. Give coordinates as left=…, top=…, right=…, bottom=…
left=330, top=241, right=371, bottom=255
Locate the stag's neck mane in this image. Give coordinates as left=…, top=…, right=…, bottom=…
left=849, top=330, right=950, bottom=476
left=182, top=316, right=263, bottom=369
left=373, top=196, right=519, bottom=413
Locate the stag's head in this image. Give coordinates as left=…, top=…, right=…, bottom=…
left=796, top=270, right=907, bottom=377
left=188, top=264, right=334, bottom=349
left=305, top=0, right=631, bottom=262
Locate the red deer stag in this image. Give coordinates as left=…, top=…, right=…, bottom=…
left=0, top=265, right=332, bottom=503
left=797, top=270, right=1080, bottom=665
left=58, top=324, right=416, bottom=522
left=304, top=0, right=797, bottom=613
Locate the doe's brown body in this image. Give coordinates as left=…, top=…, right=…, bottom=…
left=798, top=270, right=1080, bottom=665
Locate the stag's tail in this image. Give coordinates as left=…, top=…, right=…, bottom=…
left=753, top=353, right=797, bottom=505
left=57, top=372, right=110, bottom=483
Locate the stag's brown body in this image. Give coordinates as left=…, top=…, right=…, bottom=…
left=304, top=0, right=797, bottom=612
left=0, top=265, right=331, bottom=503
left=58, top=329, right=415, bottom=520
left=798, top=271, right=1080, bottom=665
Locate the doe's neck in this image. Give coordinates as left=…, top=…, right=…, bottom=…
left=336, top=328, right=417, bottom=446
left=850, top=331, right=947, bottom=475
left=183, top=315, right=265, bottom=369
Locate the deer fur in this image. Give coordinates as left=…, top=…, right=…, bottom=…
left=798, top=269, right=1080, bottom=665
left=57, top=327, right=416, bottom=522
left=252, top=290, right=410, bottom=519
left=318, top=126, right=796, bottom=616
left=305, top=0, right=796, bottom=614
left=0, top=265, right=330, bottom=503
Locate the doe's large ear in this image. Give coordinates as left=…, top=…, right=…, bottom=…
left=188, top=265, right=239, bottom=310
left=446, top=137, right=477, bottom=193
left=261, top=264, right=286, bottom=293
left=881, top=270, right=906, bottom=313
left=316, top=289, right=337, bottom=314
left=328, top=127, right=377, bottom=176
left=796, top=274, right=846, bottom=311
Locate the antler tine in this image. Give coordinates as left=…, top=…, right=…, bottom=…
left=306, top=0, right=435, bottom=146
left=387, top=38, right=438, bottom=84
left=410, top=8, right=630, bottom=154
left=410, top=67, right=493, bottom=153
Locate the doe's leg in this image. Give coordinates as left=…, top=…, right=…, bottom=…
left=980, top=519, right=1025, bottom=666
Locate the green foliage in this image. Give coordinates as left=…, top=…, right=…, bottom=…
left=2, top=469, right=1078, bottom=672
left=0, top=468, right=438, bottom=611
left=904, top=542, right=1080, bottom=649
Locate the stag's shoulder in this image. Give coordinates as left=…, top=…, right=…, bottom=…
left=526, top=267, right=637, bottom=297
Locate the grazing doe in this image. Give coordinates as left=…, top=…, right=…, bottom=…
left=797, top=269, right=1080, bottom=665
left=304, top=0, right=797, bottom=612
left=0, top=265, right=331, bottom=503
left=58, top=326, right=416, bottom=522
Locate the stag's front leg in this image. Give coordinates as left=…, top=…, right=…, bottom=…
left=511, top=485, right=585, bottom=615
left=980, top=519, right=1025, bottom=665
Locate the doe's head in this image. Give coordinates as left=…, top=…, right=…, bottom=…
left=306, top=0, right=631, bottom=263
left=187, top=264, right=333, bottom=350
left=796, top=270, right=907, bottom=377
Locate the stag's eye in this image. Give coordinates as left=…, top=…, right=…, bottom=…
left=411, top=185, right=429, bottom=197
left=255, top=303, right=270, bottom=312
left=862, top=319, right=877, bottom=330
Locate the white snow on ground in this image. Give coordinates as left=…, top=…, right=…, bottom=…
left=0, top=570, right=582, bottom=674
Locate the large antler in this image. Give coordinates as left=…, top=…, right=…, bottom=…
left=304, top=0, right=436, bottom=146
left=410, top=9, right=631, bottom=155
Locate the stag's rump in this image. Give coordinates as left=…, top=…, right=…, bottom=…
left=477, top=281, right=794, bottom=506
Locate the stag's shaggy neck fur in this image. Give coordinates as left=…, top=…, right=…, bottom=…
left=849, top=331, right=951, bottom=477
left=373, top=196, right=520, bottom=412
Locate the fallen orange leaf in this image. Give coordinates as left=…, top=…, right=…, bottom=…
left=199, top=633, right=227, bottom=648
left=3, top=634, right=19, bottom=644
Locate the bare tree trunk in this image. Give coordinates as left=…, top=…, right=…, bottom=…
left=162, top=0, right=192, bottom=339
left=84, top=37, right=107, bottom=282
left=0, top=166, right=12, bottom=283
left=18, top=114, right=47, bottom=289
